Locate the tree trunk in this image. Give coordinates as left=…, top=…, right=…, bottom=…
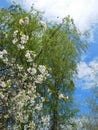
left=50, top=83, right=58, bottom=130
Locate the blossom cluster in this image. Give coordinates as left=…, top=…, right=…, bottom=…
left=59, top=93, right=69, bottom=100
left=25, top=50, right=36, bottom=62
left=12, top=29, right=29, bottom=50
left=0, top=48, right=48, bottom=129
left=19, top=17, right=29, bottom=25
left=0, top=17, right=49, bottom=129
left=0, top=49, right=8, bottom=63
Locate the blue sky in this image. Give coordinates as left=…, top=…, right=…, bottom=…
left=0, top=0, right=10, bottom=8
left=1, top=0, right=98, bottom=114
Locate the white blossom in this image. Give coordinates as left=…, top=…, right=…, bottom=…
left=0, top=93, right=5, bottom=99
left=24, top=17, right=29, bottom=25
left=13, top=30, right=18, bottom=37
left=20, top=34, right=29, bottom=44
left=41, top=97, right=45, bottom=102
left=12, top=38, right=18, bottom=44
left=2, top=49, right=7, bottom=54
left=0, top=81, right=6, bottom=87
left=0, top=52, right=3, bottom=59
left=38, top=65, right=46, bottom=74
left=0, top=50, right=8, bottom=62
left=35, top=74, right=44, bottom=83
left=27, top=67, right=37, bottom=75
left=25, top=51, right=31, bottom=59
left=40, top=21, right=47, bottom=31
left=3, top=57, right=8, bottom=63
left=41, top=115, right=50, bottom=124
left=35, top=103, right=43, bottom=110
left=66, top=96, right=69, bottom=99
left=17, top=44, right=24, bottom=50
left=0, top=50, right=7, bottom=57
left=31, top=68, right=37, bottom=75
left=17, top=64, right=23, bottom=71
left=59, top=93, right=64, bottom=99
left=25, top=50, right=33, bottom=62
left=19, top=18, right=24, bottom=25
left=59, top=93, right=69, bottom=100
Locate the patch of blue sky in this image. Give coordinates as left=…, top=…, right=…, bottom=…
left=0, top=0, right=11, bottom=9
left=74, top=87, right=92, bottom=115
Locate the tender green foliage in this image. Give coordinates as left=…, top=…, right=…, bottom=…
left=35, top=12, right=88, bottom=130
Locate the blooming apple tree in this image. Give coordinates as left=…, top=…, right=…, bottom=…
left=0, top=7, right=49, bottom=129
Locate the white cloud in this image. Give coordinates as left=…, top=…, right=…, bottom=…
left=77, top=62, right=92, bottom=79
left=77, top=59, right=98, bottom=89
left=8, top=0, right=98, bottom=33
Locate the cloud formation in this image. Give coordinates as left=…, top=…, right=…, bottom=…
left=77, top=59, right=98, bottom=89
left=8, top=0, right=98, bottom=33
